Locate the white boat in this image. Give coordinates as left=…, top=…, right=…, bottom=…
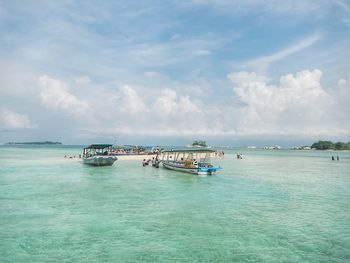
left=161, top=148, right=222, bottom=175
left=82, top=144, right=118, bottom=166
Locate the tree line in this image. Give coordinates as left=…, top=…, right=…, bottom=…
left=311, top=141, right=350, bottom=150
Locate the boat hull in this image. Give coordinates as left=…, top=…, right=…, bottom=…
left=82, top=156, right=117, bottom=166
left=162, top=161, right=221, bottom=175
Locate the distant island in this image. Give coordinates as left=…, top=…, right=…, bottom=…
left=311, top=140, right=350, bottom=150
left=5, top=141, right=62, bottom=145
left=191, top=140, right=208, bottom=148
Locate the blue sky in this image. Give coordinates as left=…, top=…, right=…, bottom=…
left=0, top=0, right=349, bottom=146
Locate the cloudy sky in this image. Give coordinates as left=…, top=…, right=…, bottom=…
left=0, top=0, right=349, bottom=146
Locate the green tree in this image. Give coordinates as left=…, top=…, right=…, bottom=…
left=311, top=141, right=334, bottom=150
left=311, top=140, right=350, bottom=150
left=192, top=140, right=207, bottom=147
left=335, top=142, right=346, bottom=150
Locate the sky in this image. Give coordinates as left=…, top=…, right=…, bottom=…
left=0, top=0, right=350, bottom=146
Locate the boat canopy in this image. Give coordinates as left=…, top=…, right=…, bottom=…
left=84, top=144, right=113, bottom=150
left=161, top=147, right=215, bottom=153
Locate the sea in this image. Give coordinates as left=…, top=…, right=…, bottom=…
left=0, top=145, right=349, bottom=262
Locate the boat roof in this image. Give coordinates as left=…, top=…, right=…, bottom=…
left=161, top=147, right=215, bottom=153
left=84, top=144, right=113, bottom=149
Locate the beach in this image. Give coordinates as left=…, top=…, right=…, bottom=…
left=64, top=154, right=156, bottom=162
left=112, top=154, right=156, bottom=161
left=1, top=145, right=350, bottom=262
left=65, top=154, right=162, bottom=168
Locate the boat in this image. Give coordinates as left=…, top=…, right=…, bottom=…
left=161, top=148, right=222, bottom=175
left=82, top=144, right=118, bottom=166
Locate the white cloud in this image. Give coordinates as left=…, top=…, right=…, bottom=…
left=39, top=75, right=89, bottom=116
left=124, top=33, right=222, bottom=68
left=35, top=70, right=350, bottom=139
left=228, top=71, right=268, bottom=85
left=84, top=87, right=207, bottom=137
left=153, top=89, right=201, bottom=117
left=333, top=75, right=350, bottom=117
left=1, top=1, right=349, bottom=144
left=228, top=69, right=350, bottom=136
left=75, top=87, right=209, bottom=138
left=153, top=89, right=177, bottom=116
left=242, top=34, right=321, bottom=72
left=0, top=107, right=33, bottom=129
left=147, top=88, right=209, bottom=135
left=10, top=69, right=346, bottom=141
left=114, top=85, right=148, bottom=114
left=335, top=75, right=350, bottom=101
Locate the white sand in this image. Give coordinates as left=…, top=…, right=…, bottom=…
left=116, top=154, right=156, bottom=161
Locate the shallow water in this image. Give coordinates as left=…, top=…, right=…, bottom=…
left=0, top=146, right=349, bottom=262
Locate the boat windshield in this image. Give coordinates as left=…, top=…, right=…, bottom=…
left=83, top=144, right=113, bottom=158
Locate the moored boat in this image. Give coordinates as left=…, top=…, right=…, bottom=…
left=161, top=148, right=222, bottom=175
left=82, top=144, right=118, bottom=166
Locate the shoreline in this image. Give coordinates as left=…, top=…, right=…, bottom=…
left=116, top=154, right=156, bottom=161
left=66, top=153, right=224, bottom=162
left=64, top=154, right=157, bottom=162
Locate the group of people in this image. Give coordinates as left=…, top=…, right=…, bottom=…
left=142, top=155, right=160, bottom=168
left=64, top=154, right=81, bottom=159
left=331, top=155, right=340, bottom=161
left=236, top=154, right=243, bottom=159
left=215, top=151, right=225, bottom=158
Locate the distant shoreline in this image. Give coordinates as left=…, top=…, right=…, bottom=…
left=5, top=141, right=62, bottom=145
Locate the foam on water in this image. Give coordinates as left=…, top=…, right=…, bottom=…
left=0, top=146, right=349, bottom=262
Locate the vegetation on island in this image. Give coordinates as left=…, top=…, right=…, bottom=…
left=191, top=140, right=208, bottom=147
left=311, top=141, right=350, bottom=150
left=5, top=141, right=62, bottom=145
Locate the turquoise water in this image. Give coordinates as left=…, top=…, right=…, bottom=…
left=1, top=146, right=349, bottom=262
